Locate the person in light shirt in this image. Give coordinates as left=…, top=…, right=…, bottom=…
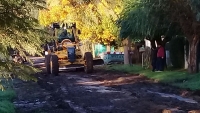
left=144, top=37, right=151, bottom=48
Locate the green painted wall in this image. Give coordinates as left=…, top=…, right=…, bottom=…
left=94, top=44, right=114, bottom=56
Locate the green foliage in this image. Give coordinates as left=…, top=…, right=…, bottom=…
left=0, top=0, right=50, bottom=81
left=0, top=100, right=15, bottom=113
left=0, top=80, right=16, bottom=113
left=0, top=0, right=46, bottom=55
left=187, top=0, right=200, bottom=21
left=0, top=90, right=16, bottom=113
left=169, top=36, right=185, bottom=68
left=173, top=74, right=200, bottom=90
left=0, top=89, right=15, bottom=99
left=118, top=0, right=172, bottom=39
left=157, top=0, right=200, bottom=37
left=118, top=0, right=200, bottom=40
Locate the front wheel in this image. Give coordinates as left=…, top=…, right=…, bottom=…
left=84, top=52, right=93, bottom=73
left=50, top=55, right=59, bottom=76
left=45, top=55, right=51, bottom=74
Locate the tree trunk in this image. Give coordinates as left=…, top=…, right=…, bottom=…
left=124, top=45, right=129, bottom=64
left=123, top=38, right=131, bottom=64
left=106, top=45, right=111, bottom=52
left=188, top=35, right=199, bottom=73
left=92, top=43, right=95, bottom=58
left=184, top=45, right=188, bottom=69
left=128, top=38, right=131, bottom=64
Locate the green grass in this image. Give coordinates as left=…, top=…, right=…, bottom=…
left=173, top=73, right=200, bottom=90
left=105, top=64, right=200, bottom=91
left=0, top=90, right=16, bottom=100
left=0, top=81, right=16, bottom=113
left=0, top=100, right=15, bottom=113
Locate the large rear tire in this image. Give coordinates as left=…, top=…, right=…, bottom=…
left=45, top=55, right=51, bottom=74
left=84, top=52, right=93, bottom=73
left=50, top=55, right=59, bottom=76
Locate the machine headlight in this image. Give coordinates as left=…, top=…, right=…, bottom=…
left=45, top=51, right=48, bottom=55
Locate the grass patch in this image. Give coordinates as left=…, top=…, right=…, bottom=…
left=105, top=64, right=200, bottom=90
left=0, top=90, right=16, bottom=100
left=173, top=73, right=200, bottom=90
left=0, top=80, right=16, bottom=113
left=0, top=90, right=16, bottom=113
left=0, top=100, right=15, bottom=113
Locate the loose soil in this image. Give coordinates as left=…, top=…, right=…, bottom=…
left=13, top=57, right=200, bottom=113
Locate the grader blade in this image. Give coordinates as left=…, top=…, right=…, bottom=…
left=93, top=58, right=104, bottom=65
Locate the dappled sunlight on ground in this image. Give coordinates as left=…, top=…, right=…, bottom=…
left=76, top=80, right=104, bottom=85
left=102, top=75, right=149, bottom=86
left=13, top=57, right=200, bottom=113
left=76, top=73, right=152, bottom=87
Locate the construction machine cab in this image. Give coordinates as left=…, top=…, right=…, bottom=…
left=53, top=23, right=77, bottom=43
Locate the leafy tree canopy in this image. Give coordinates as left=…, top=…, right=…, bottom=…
left=119, top=0, right=200, bottom=38
left=0, top=0, right=50, bottom=83
left=118, top=0, right=189, bottom=40
left=39, top=0, right=123, bottom=45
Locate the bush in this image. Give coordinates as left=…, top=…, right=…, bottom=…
left=169, top=36, right=185, bottom=68
left=0, top=80, right=16, bottom=113
left=0, top=100, right=15, bottom=113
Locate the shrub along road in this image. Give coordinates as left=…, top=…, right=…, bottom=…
left=13, top=57, right=200, bottom=113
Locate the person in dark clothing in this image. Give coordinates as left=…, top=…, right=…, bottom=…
left=165, top=41, right=171, bottom=67
left=161, top=35, right=167, bottom=69
left=151, top=47, right=158, bottom=72
left=150, top=38, right=158, bottom=72
left=156, top=44, right=165, bottom=71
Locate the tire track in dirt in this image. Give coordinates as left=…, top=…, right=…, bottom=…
left=13, top=56, right=200, bottom=113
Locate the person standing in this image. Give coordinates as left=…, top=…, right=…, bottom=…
left=165, top=41, right=172, bottom=67
left=150, top=38, right=158, bottom=72
left=161, top=35, right=167, bottom=69
left=151, top=47, right=158, bottom=72
left=156, top=44, right=165, bottom=71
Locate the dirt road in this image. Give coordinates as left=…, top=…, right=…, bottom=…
left=13, top=57, right=200, bottom=113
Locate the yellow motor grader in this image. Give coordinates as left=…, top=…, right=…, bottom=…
left=44, top=23, right=104, bottom=75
